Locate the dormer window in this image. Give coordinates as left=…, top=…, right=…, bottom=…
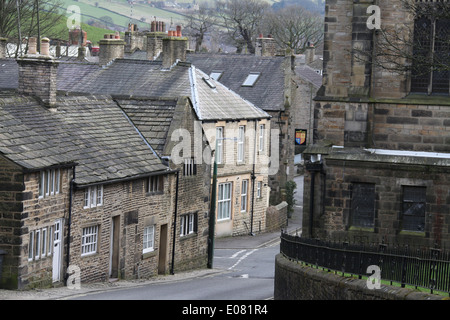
left=242, top=72, right=260, bottom=87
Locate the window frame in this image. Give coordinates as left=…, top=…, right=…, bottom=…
left=147, top=175, right=164, bottom=194
left=218, top=182, right=232, bottom=221
left=183, top=158, right=197, bottom=177
left=83, top=185, right=104, bottom=209
left=241, top=179, right=248, bottom=212
left=143, top=225, right=155, bottom=254
left=350, top=183, right=376, bottom=229
left=237, top=126, right=245, bottom=163
left=81, top=225, right=99, bottom=256
left=401, top=186, right=427, bottom=232
left=180, top=213, right=197, bottom=237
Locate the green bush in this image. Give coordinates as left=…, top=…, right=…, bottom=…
left=285, top=180, right=297, bottom=218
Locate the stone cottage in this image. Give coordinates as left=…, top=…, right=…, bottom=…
left=0, top=40, right=211, bottom=289
left=303, top=0, right=450, bottom=249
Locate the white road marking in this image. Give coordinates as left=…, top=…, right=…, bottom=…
left=228, top=249, right=258, bottom=270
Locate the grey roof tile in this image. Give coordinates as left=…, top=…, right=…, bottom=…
left=0, top=94, right=168, bottom=186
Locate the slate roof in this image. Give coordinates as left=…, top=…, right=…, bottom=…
left=56, top=58, right=270, bottom=121
left=117, top=98, right=178, bottom=156
left=0, top=59, right=19, bottom=89
left=0, top=94, right=168, bottom=186
left=186, top=53, right=287, bottom=112
left=295, top=64, right=323, bottom=88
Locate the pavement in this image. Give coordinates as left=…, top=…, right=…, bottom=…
left=0, top=176, right=303, bottom=300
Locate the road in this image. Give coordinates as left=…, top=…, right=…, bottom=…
left=70, top=240, right=280, bottom=300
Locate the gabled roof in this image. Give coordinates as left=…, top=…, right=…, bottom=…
left=295, top=64, right=323, bottom=88
left=0, top=94, right=168, bottom=186
left=187, top=53, right=287, bottom=112
left=117, top=98, right=178, bottom=156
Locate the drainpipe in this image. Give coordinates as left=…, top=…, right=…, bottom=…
left=65, top=166, right=76, bottom=285
left=170, top=169, right=180, bottom=275
left=250, top=120, right=257, bottom=236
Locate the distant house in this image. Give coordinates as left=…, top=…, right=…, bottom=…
left=0, top=39, right=211, bottom=289
left=187, top=50, right=294, bottom=204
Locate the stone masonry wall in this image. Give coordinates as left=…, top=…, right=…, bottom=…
left=69, top=175, right=174, bottom=283
left=303, top=157, right=450, bottom=249
left=274, top=254, right=444, bottom=300
left=0, top=156, right=24, bottom=289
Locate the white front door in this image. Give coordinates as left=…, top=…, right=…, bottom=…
left=52, top=219, right=63, bottom=282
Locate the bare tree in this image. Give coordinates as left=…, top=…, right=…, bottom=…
left=0, top=0, right=65, bottom=57
left=184, top=4, right=218, bottom=52
left=216, top=0, right=270, bottom=54
left=262, top=4, right=324, bottom=54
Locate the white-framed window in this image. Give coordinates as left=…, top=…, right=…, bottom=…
left=81, top=225, right=99, bottom=256
left=28, top=231, right=34, bottom=261
left=147, top=175, right=164, bottom=193
left=259, top=124, right=265, bottom=152
left=218, top=182, right=232, bottom=221
left=210, top=71, right=223, bottom=81
left=216, top=127, right=223, bottom=164
left=41, top=227, right=47, bottom=257
left=83, top=185, right=103, bottom=209
left=48, top=226, right=53, bottom=256
left=238, top=126, right=245, bottom=163
left=143, top=225, right=155, bottom=254
left=39, top=169, right=60, bottom=198
left=180, top=213, right=196, bottom=236
left=35, top=229, right=41, bottom=260
left=257, top=181, right=262, bottom=198
left=183, top=158, right=197, bottom=176
left=241, top=179, right=248, bottom=212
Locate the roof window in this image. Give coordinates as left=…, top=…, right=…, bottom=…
left=210, top=71, right=223, bottom=81
left=242, top=72, right=260, bottom=87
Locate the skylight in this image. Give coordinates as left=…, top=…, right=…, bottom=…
left=242, top=72, right=260, bottom=87
left=202, top=77, right=216, bottom=89
left=210, top=71, right=223, bottom=81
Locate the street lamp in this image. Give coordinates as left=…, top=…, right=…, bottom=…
left=207, top=136, right=237, bottom=269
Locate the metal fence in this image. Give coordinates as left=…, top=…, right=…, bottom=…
left=280, top=232, right=450, bottom=295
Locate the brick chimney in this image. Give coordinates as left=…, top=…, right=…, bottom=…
left=0, top=37, right=7, bottom=58
left=17, top=37, right=59, bottom=108
left=99, top=33, right=125, bottom=66
left=162, top=26, right=188, bottom=69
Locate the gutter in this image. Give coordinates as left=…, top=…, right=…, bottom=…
left=170, top=169, right=180, bottom=275
left=65, top=166, right=76, bottom=286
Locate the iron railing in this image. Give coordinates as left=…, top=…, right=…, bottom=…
left=280, top=232, right=450, bottom=295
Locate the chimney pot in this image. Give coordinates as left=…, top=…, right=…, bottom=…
left=41, top=37, right=50, bottom=56
left=28, top=37, right=37, bottom=54
left=176, top=25, right=182, bottom=37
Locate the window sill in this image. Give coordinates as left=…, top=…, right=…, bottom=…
left=142, top=249, right=158, bottom=260
left=180, top=233, right=197, bottom=241
left=399, top=230, right=426, bottom=237
left=348, top=226, right=375, bottom=233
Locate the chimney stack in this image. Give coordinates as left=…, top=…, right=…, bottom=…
left=0, top=38, right=7, bottom=58
left=255, top=35, right=277, bottom=57
left=305, top=43, right=315, bottom=65
left=99, top=33, right=125, bottom=66
left=17, top=37, right=59, bottom=108
left=162, top=26, right=188, bottom=69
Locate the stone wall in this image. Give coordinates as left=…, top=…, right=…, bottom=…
left=274, top=254, right=444, bottom=300
left=0, top=156, right=24, bottom=289
left=265, top=202, right=288, bottom=233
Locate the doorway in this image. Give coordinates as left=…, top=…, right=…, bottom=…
left=158, top=224, right=168, bottom=274
left=110, top=216, right=120, bottom=278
